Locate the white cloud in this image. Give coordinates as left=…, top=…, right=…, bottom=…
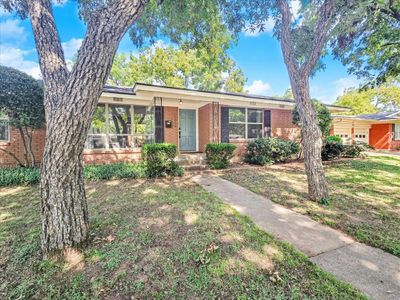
left=0, top=7, right=11, bottom=16
left=243, top=18, right=275, bottom=37
left=0, top=19, right=27, bottom=43
left=245, top=80, right=271, bottom=95
left=291, top=0, right=301, bottom=19
left=0, top=45, right=41, bottom=78
left=61, top=38, right=83, bottom=61
left=333, top=76, right=359, bottom=99
left=52, top=0, right=68, bottom=6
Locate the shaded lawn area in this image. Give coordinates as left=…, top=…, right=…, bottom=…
left=0, top=179, right=365, bottom=299
left=222, top=156, right=400, bottom=257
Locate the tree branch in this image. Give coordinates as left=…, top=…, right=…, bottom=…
left=26, top=0, right=69, bottom=112
left=300, top=0, right=337, bottom=76
left=0, top=147, right=26, bottom=167
left=277, top=0, right=299, bottom=76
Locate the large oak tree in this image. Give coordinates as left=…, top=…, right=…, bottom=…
left=1, top=0, right=238, bottom=255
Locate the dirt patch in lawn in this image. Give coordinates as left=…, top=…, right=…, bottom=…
left=0, top=178, right=365, bottom=299
left=222, top=156, right=400, bottom=257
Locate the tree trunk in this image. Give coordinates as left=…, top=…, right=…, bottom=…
left=26, top=0, right=147, bottom=255
left=18, top=127, right=29, bottom=167
left=40, top=101, right=91, bottom=253
left=25, top=128, right=36, bottom=167
left=291, top=77, right=329, bottom=201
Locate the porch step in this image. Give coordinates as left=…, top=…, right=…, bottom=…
left=176, top=153, right=207, bottom=170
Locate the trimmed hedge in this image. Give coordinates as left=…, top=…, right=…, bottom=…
left=205, top=143, right=236, bottom=169
left=142, top=143, right=183, bottom=177
left=84, top=162, right=146, bottom=180
left=245, top=138, right=299, bottom=166
left=321, top=139, right=344, bottom=161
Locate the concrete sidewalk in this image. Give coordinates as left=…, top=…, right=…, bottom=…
left=192, top=174, right=400, bottom=300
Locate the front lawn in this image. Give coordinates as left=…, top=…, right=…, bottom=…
left=0, top=178, right=365, bottom=299
left=222, top=156, right=400, bottom=256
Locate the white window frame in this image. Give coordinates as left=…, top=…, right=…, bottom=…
left=394, top=124, right=400, bottom=141
left=228, top=107, right=263, bottom=140
left=0, top=118, right=10, bottom=142
left=85, top=103, right=155, bottom=150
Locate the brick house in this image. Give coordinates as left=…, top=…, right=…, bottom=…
left=0, top=83, right=349, bottom=167
left=331, top=111, right=400, bottom=150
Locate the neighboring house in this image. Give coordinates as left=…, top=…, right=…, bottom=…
left=0, top=83, right=348, bottom=167
left=331, top=111, right=400, bottom=150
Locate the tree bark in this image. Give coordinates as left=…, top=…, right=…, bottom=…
left=277, top=0, right=336, bottom=201
left=26, top=0, right=147, bottom=255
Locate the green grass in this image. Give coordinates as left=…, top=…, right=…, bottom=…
left=0, top=178, right=365, bottom=299
left=222, top=156, right=400, bottom=256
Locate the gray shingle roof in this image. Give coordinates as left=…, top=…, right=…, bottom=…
left=356, top=111, right=400, bottom=120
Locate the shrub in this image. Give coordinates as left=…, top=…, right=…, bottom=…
left=321, top=140, right=344, bottom=161
left=205, top=143, right=236, bottom=169
left=83, top=162, right=147, bottom=180
left=142, top=143, right=183, bottom=177
left=245, top=138, right=299, bottom=166
left=325, top=135, right=342, bottom=143
left=0, top=167, right=40, bottom=186
left=342, top=144, right=363, bottom=158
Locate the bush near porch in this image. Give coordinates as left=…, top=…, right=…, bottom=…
left=0, top=178, right=365, bottom=299
left=222, top=156, right=400, bottom=257
left=244, top=138, right=300, bottom=166
left=205, top=143, right=236, bottom=169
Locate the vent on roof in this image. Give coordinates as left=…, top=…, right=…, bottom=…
left=113, top=97, right=123, bottom=102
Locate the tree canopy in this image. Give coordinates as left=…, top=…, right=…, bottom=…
left=335, top=78, right=400, bottom=115
left=109, top=45, right=245, bottom=92
left=0, top=65, right=44, bottom=130
left=331, top=0, right=400, bottom=86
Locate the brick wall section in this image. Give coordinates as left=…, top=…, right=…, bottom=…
left=83, top=149, right=142, bottom=164
left=198, top=104, right=211, bottom=152
left=0, top=127, right=46, bottom=167
left=370, top=124, right=391, bottom=149
left=270, top=109, right=301, bottom=141
left=164, top=106, right=179, bottom=146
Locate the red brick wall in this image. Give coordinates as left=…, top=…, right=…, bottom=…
left=370, top=124, right=391, bottom=149
left=270, top=109, right=301, bottom=140
left=164, top=106, right=179, bottom=146
left=0, top=127, right=46, bottom=167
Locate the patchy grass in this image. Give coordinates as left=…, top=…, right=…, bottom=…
left=222, top=156, right=400, bottom=256
left=0, top=178, right=365, bottom=299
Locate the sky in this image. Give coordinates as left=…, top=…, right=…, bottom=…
left=0, top=1, right=361, bottom=104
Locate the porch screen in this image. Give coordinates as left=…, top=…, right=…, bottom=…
left=85, top=104, right=155, bottom=149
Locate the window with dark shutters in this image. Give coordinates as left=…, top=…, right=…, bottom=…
left=264, top=110, right=271, bottom=137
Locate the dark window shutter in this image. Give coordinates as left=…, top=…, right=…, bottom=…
left=264, top=110, right=271, bottom=137
left=155, top=106, right=164, bottom=143
left=221, top=107, right=229, bottom=143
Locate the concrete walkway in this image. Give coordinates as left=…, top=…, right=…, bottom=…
left=192, top=174, right=400, bottom=300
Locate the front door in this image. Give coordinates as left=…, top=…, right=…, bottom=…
left=179, top=109, right=196, bottom=151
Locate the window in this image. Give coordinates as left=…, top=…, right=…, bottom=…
left=394, top=124, right=400, bottom=141
left=0, top=118, right=9, bottom=142
left=85, top=104, right=155, bottom=150
left=227, top=107, right=263, bottom=140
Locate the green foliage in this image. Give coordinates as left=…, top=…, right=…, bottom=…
left=335, top=79, right=400, bottom=114
left=0, top=167, right=40, bottom=186
left=342, top=144, right=363, bottom=158
left=331, top=0, right=400, bottom=86
left=83, top=162, right=147, bottom=180
left=109, top=45, right=245, bottom=93
left=325, top=135, right=342, bottom=143
left=292, top=100, right=332, bottom=137
left=142, top=143, right=183, bottom=177
left=0, top=66, right=44, bottom=130
left=205, top=143, right=236, bottom=169
left=321, top=140, right=344, bottom=161
left=245, top=138, right=299, bottom=166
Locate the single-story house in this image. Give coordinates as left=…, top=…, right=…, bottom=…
left=331, top=111, right=400, bottom=150
left=2, top=83, right=396, bottom=167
